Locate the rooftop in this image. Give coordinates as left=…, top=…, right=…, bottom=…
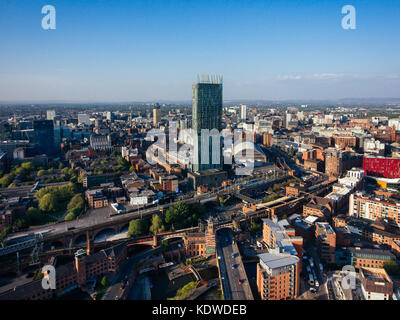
left=258, top=252, right=299, bottom=270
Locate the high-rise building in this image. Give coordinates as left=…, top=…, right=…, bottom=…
left=191, top=75, right=223, bottom=172
left=240, top=104, right=247, bottom=121
left=33, top=120, right=55, bottom=155
left=257, top=253, right=300, bottom=300
left=153, top=103, right=161, bottom=126
left=256, top=217, right=303, bottom=300
left=46, top=110, right=56, bottom=121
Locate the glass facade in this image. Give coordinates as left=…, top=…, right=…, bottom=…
left=191, top=79, right=223, bottom=172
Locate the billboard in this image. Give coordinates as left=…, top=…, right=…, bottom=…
left=130, top=196, right=148, bottom=206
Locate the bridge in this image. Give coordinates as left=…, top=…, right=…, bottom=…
left=1, top=175, right=286, bottom=257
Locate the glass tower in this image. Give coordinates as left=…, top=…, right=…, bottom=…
left=191, top=75, right=223, bottom=172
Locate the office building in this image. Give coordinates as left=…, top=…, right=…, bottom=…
left=153, top=104, right=161, bottom=126
left=240, top=104, right=247, bottom=121
left=191, top=74, right=223, bottom=172
left=33, top=120, right=55, bottom=156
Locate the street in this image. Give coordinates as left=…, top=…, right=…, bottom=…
left=216, top=228, right=253, bottom=300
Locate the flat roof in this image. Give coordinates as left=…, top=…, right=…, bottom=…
left=258, top=252, right=299, bottom=270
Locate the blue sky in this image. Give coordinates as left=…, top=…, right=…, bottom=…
left=0, top=0, right=399, bottom=102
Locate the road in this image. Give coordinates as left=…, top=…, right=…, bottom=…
left=216, top=228, right=253, bottom=300
left=102, top=246, right=163, bottom=300
left=302, top=244, right=329, bottom=300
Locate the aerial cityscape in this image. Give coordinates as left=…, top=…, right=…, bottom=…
left=0, top=0, right=399, bottom=309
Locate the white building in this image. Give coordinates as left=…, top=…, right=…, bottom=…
left=78, top=113, right=91, bottom=125
left=46, top=110, right=56, bottom=121
left=363, top=138, right=385, bottom=156
left=240, top=104, right=247, bottom=121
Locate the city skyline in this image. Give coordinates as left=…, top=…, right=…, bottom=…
left=0, top=0, right=400, bottom=102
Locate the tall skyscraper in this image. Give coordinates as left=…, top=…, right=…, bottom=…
left=191, top=75, right=223, bottom=172
left=153, top=103, right=161, bottom=126
left=33, top=120, right=55, bottom=156
left=240, top=104, right=247, bottom=121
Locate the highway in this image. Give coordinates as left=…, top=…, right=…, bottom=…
left=216, top=228, right=253, bottom=300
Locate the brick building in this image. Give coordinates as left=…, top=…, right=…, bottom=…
left=360, top=267, right=394, bottom=300
left=315, top=222, right=336, bottom=264
left=85, top=189, right=108, bottom=208
left=256, top=253, right=300, bottom=300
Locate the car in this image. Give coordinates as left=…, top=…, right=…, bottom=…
left=232, top=264, right=236, bottom=269
left=315, top=281, right=319, bottom=288
left=309, top=288, right=317, bottom=294
left=238, top=280, right=243, bottom=285
left=218, top=255, right=221, bottom=260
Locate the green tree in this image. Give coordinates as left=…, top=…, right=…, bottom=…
left=165, top=206, right=177, bottom=225
left=37, top=170, right=47, bottom=177
left=149, top=214, right=165, bottom=234
left=21, top=162, right=35, bottom=172
left=25, top=207, right=45, bottom=225
left=117, top=156, right=129, bottom=168
left=100, top=276, right=108, bottom=287
left=0, top=173, right=15, bottom=188
left=64, top=212, right=76, bottom=221
left=67, top=194, right=85, bottom=211
left=129, top=166, right=135, bottom=173
left=39, top=193, right=58, bottom=213
left=128, top=219, right=148, bottom=237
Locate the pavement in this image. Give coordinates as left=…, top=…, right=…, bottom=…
left=216, top=228, right=253, bottom=300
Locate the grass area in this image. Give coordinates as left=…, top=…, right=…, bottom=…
left=168, top=281, right=199, bottom=300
